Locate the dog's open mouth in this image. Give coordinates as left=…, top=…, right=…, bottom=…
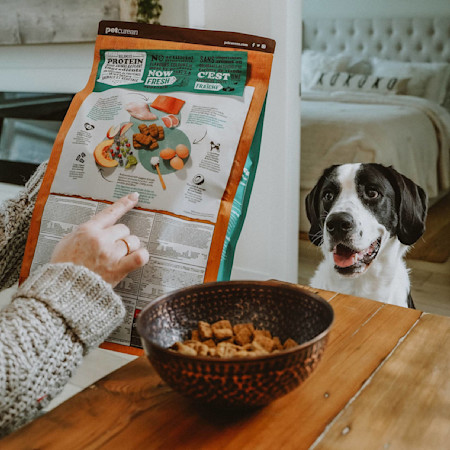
left=333, top=238, right=381, bottom=275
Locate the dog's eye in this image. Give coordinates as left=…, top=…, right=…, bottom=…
left=323, top=191, right=334, bottom=202
left=366, top=188, right=380, bottom=199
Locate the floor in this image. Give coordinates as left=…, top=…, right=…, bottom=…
left=1, top=181, right=449, bottom=416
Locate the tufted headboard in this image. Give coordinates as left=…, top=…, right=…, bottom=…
left=303, top=17, right=450, bottom=63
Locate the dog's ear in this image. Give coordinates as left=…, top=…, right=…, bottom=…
left=381, top=165, right=428, bottom=245
left=305, top=183, right=322, bottom=246
left=305, top=167, right=336, bottom=246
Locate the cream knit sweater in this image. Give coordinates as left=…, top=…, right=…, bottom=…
left=0, top=163, right=125, bottom=437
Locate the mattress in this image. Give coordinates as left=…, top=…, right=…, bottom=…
left=299, top=90, right=450, bottom=232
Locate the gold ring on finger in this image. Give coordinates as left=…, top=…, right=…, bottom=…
left=119, top=238, right=131, bottom=256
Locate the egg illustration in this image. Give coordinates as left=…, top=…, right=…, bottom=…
left=175, top=144, right=189, bottom=159
left=170, top=156, right=184, bottom=170
left=160, top=148, right=176, bottom=160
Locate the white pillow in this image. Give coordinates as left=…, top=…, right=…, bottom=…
left=309, top=71, right=409, bottom=95
left=301, top=50, right=351, bottom=90
left=347, top=58, right=372, bottom=75
left=371, top=58, right=450, bottom=104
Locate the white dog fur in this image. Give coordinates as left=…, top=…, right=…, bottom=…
left=306, top=163, right=427, bottom=308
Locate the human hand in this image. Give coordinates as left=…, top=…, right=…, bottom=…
left=50, top=192, right=149, bottom=287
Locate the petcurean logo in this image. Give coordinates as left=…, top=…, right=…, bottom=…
left=105, top=26, right=139, bottom=36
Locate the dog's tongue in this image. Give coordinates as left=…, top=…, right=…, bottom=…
left=333, top=244, right=358, bottom=268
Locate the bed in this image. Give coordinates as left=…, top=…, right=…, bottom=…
left=300, top=17, right=450, bottom=232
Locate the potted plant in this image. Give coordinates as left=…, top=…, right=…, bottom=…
left=120, top=0, right=162, bottom=24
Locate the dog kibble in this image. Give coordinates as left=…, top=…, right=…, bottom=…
left=202, top=339, right=216, bottom=348
left=133, top=123, right=165, bottom=150
left=252, top=334, right=275, bottom=353
left=254, top=329, right=272, bottom=339
left=283, top=338, right=298, bottom=349
left=170, top=320, right=299, bottom=358
left=211, top=320, right=233, bottom=340
left=190, top=329, right=200, bottom=341
left=172, top=342, right=197, bottom=356
left=233, top=323, right=254, bottom=345
left=198, top=321, right=213, bottom=340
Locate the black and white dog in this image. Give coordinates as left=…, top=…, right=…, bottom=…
left=305, top=163, right=427, bottom=308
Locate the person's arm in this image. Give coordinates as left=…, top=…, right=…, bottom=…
left=0, top=162, right=47, bottom=290
left=0, top=193, right=149, bottom=437
left=0, top=263, right=124, bottom=436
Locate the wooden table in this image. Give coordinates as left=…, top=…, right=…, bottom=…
left=2, top=288, right=449, bottom=449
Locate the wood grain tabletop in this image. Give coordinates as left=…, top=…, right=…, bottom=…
left=2, top=287, right=449, bottom=449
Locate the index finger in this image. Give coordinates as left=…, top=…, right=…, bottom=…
left=90, top=192, right=139, bottom=228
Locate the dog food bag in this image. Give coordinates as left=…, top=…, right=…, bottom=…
left=19, top=21, right=275, bottom=354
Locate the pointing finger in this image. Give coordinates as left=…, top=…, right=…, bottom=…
left=90, top=192, right=139, bottom=228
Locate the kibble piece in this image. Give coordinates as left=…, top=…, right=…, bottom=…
left=134, top=133, right=154, bottom=147
left=234, top=323, right=254, bottom=333
left=190, top=329, right=200, bottom=341
left=250, top=344, right=266, bottom=354
left=198, top=321, right=213, bottom=340
left=202, top=338, right=216, bottom=348
left=272, top=336, right=283, bottom=350
left=196, top=344, right=209, bottom=356
left=211, top=320, right=233, bottom=341
left=172, top=342, right=197, bottom=356
left=283, top=338, right=298, bottom=349
left=252, top=334, right=275, bottom=353
left=235, top=350, right=251, bottom=357
left=185, top=341, right=209, bottom=356
left=149, top=124, right=159, bottom=137
left=233, top=323, right=254, bottom=345
left=254, top=329, right=272, bottom=339
left=216, top=342, right=239, bottom=358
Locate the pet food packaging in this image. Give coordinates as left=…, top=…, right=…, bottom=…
left=20, top=21, right=275, bottom=354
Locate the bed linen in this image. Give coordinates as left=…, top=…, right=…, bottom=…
left=299, top=90, right=450, bottom=231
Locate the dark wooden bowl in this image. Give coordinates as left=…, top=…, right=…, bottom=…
left=136, top=280, right=334, bottom=407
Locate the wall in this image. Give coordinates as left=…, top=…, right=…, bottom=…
left=0, top=1, right=189, bottom=93
left=303, top=0, right=450, bottom=19
left=0, top=0, right=120, bottom=44
left=159, top=0, right=188, bottom=27
left=195, top=0, right=302, bottom=282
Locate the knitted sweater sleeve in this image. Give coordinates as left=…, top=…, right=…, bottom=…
left=0, top=163, right=126, bottom=436
left=0, top=162, right=47, bottom=289
left=0, top=263, right=125, bottom=437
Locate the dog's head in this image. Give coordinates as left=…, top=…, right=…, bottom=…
left=305, top=163, right=427, bottom=277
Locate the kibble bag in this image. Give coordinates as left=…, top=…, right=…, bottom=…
left=20, top=21, right=275, bottom=353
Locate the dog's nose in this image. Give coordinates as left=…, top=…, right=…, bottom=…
left=326, top=212, right=355, bottom=238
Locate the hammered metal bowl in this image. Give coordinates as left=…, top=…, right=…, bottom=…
left=136, top=280, right=334, bottom=407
